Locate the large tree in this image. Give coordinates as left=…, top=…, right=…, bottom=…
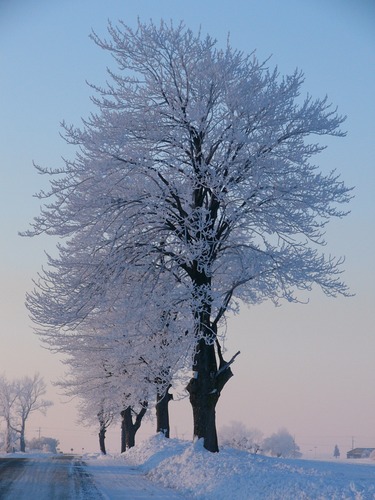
left=25, top=20, right=351, bottom=452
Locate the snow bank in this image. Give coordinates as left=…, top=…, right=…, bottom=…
left=117, top=434, right=375, bottom=499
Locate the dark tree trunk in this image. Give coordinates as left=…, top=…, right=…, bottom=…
left=156, top=384, right=173, bottom=438
left=121, top=411, right=126, bottom=453
left=13, top=423, right=26, bottom=452
left=184, top=200, right=238, bottom=452
left=186, top=338, right=237, bottom=453
left=99, top=426, right=106, bottom=454
left=20, top=432, right=26, bottom=453
left=123, top=407, right=136, bottom=449
left=120, top=404, right=148, bottom=452
left=5, top=420, right=12, bottom=453
left=186, top=340, right=219, bottom=452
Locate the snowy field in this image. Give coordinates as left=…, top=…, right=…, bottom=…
left=84, top=434, right=375, bottom=499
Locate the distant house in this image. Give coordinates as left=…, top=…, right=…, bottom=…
left=347, top=448, right=375, bottom=459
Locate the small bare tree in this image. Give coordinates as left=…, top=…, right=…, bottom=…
left=11, top=373, right=53, bottom=452
left=0, top=375, right=19, bottom=452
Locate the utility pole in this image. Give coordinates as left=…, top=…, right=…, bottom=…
left=38, top=427, right=41, bottom=439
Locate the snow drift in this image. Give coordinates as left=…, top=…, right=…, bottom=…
left=87, top=434, right=375, bottom=499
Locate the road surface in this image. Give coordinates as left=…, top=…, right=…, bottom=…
left=0, top=454, right=187, bottom=499
left=0, top=455, right=102, bottom=499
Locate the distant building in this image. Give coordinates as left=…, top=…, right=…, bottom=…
left=347, top=448, right=375, bottom=459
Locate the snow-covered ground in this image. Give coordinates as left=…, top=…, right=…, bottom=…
left=85, top=434, right=375, bottom=499
left=1, top=438, right=374, bottom=499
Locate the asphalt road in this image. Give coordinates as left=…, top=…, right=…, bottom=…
left=0, top=455, right=103, bottom=499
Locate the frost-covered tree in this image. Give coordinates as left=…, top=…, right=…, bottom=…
left=219, top=421, right=263, bottom=453
left=27, top=436, right=59, bottom=453
left=262, top=428, right=301, bottom=458
left=0, top=428, right=18, bottom=453
left=12, top=374, right=53, bottom=452
left=0, top=374, right=52, bottom=452
left=68, top=362, right=118, bottom=455
left=60, top=343, right=148, bottom=454
left=97, top=407, right=113, bottom=455
left=76, top=395, right=115, bottom=455
left=54, top=278, right=188, bottom=445
left=62, top=339, right=149, bottom=453
left=0, top=376, right=19, bottom=452
left=25, top=20, right=351, bottom=452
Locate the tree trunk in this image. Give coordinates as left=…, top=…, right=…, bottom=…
left=121, top=411, right=126, bottom=453
left=186, top=340, right=219, bottom=452
left=20, top=431, right=26, bottom=452
left=156, top=384, right=173, bottom=438
left=5, top=419, right=12, bottom=453
left=186, top=265, right=237, bottom=452
left=98, top=426, right=106, bottom=455
left=186, top=338, right=235, bottom=452
left=123, top=407, right=136, bottom=449
left=18, top=420, right=26, bottom=452
left=120, top=404, right=148, bottom=452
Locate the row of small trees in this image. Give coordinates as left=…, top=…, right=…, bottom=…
left=0, top=373, right=52, bottom=452
left=23, top=20, right=351, bottom=453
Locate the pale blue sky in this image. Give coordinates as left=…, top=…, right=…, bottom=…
left=0, top=0, right=374, bottom=455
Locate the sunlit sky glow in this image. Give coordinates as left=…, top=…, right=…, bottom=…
left=1, top=0, right=374, bottom=456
